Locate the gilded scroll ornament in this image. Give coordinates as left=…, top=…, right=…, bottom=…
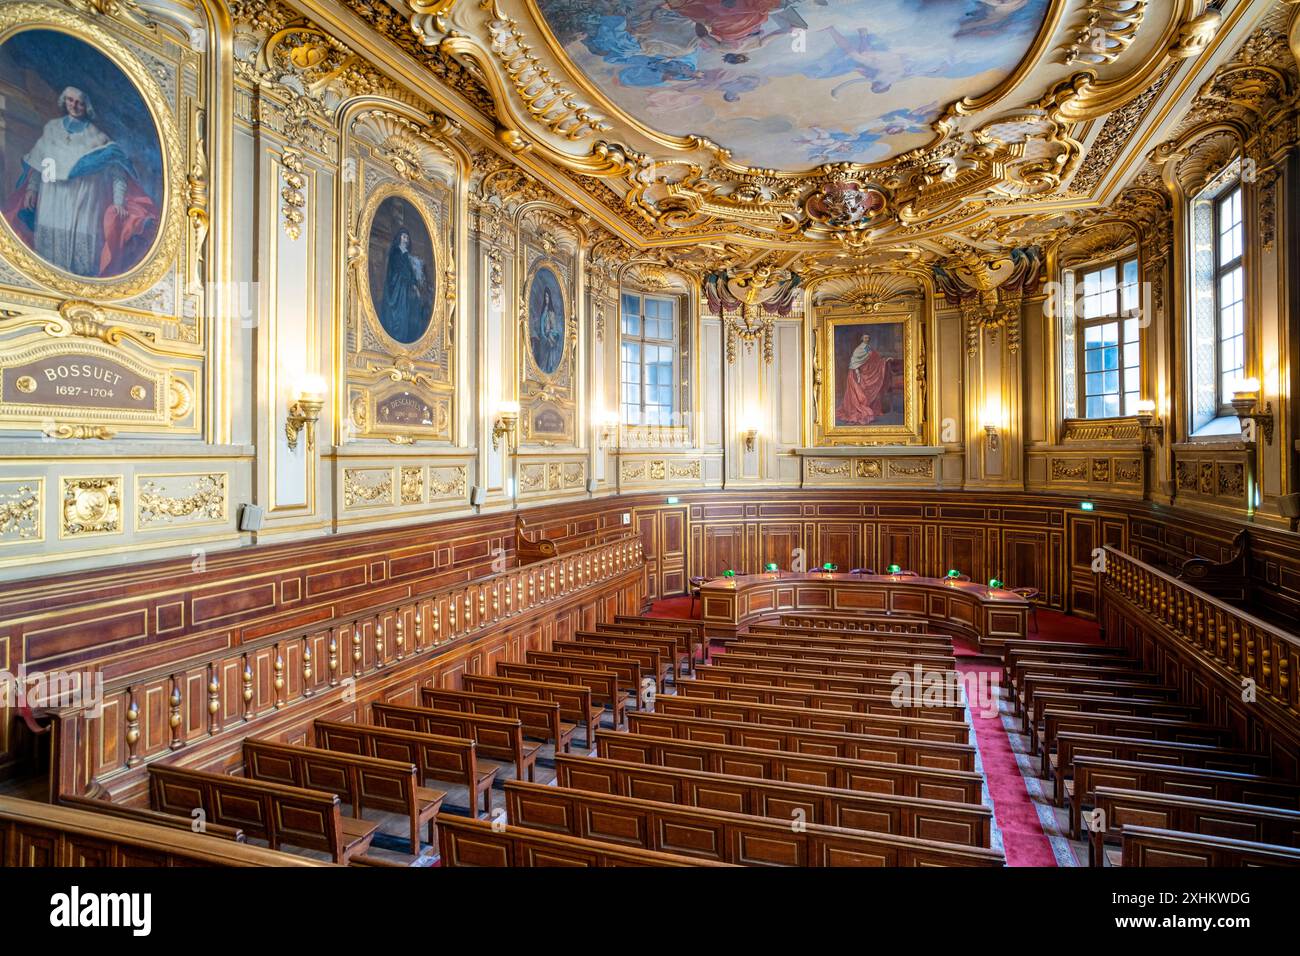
left=0, top=483, right=41, bottom=543
left=136, top=474, right=227, bottom=527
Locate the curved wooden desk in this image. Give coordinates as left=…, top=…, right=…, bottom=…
left=700, top=571, right=1028, bottom=653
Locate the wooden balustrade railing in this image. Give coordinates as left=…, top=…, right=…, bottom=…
left=53, top=532, right=644, bottom=791
left=1101, top=546, right=1298, bottom=718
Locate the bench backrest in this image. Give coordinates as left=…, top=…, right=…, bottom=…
left=652, top=693, right=970, bottom=743
left=496, top=663, right=620, bottom=706
left=675, top=677, right=966, bottom=722
left=580, top=628, right=684, bottom=655
left=776, top=614, right=932, bottom=634
left=553, top=753, right=992, bottom=847
left=1043, top=712, right=1234, bottom=749
left=695, top=663, right=919, bottom=696
left=437, top=814, right=731, bottom=867
left=2, top=795, right=325, bottom=867
left=549, top=641, right=665, bottom=677
left=614, top=614, right=705, bottom=639
left=595, top=730, right=984, bottom=804
left=313, top=719, right=478, bottom=789
left=625, top=711, right=976, bottom=772
left=727, top=641, right=956, bottom=669
left=243, top=737, right=419, bottom=821
left=712, top=652, right=949, bottom=680
left=1031, top=692, right=1202, bottom=727
left=525, top=650, right=642, bottom=688
left=421, top=687, right=563, bottom=743
left=503, top=779, right=1002, bottom=867
left=1121, top=824, right=1300, bottom=866
left=1074, top=756, right=1300, bottom=810
left=148, top=763, right=345, bottom=859
left=372, top=701, right=523, bottom=764
left=462, top=674, right=594, bottom=719
left=60, top=794, right=246, bottom=842
left=1058, top=732, right=1269, bottom=776
left=1094, top=787, right=1300, bottom=851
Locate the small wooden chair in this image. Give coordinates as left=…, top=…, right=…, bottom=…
left=1010, top=586, right=1041, bottom=632
left=688, top=576, right=707, bottom=616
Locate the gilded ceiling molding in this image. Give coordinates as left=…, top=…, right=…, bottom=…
left=373, top=0, right=1206, bottom=254
left=1062, top=1, right=1150, bottom=66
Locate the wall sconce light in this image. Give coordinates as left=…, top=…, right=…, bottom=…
left=286, top=374, right=326, bottom=453
left=983, top=423, right=1000, bottom=452
left=981, top=399, right=1001, bottom=452
left=1134, top=398, right=1164, bottom=445
left=1230, top=377, right=1274, bottom=445
left=595, top=410, right=620, bottom=449
left=743, top=427, right=758, bottom=452
left=492, top=400, right=520, bottom=451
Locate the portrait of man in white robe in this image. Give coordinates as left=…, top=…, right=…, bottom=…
left=1, top=32, right=162, bottom=282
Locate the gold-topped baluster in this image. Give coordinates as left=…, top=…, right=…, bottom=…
left=375, top=620, right=385, bottom=667
left=241, top=656, right=254, bottom=721
left=395, top=613, right=405, bottom=661
left=125, top=688, right=141, bottom=767
left=168, top=677, right=183, bottom=750
left=207, top=665, right=221, bottom=735
left=302, top=640, right=314, bottom=698
left=273, top=646, right=285, bottom=708
left=328, top=632, right=339, bottom=687
left=352, top=623, right=363, bottom=672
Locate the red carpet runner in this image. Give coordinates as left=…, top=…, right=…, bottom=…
left=644, top=597, right=1101, bottom=866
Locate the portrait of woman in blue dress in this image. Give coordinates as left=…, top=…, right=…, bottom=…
left=528, top=265, right=566, bottom=375
left=367, top=194, right=435, bottom=345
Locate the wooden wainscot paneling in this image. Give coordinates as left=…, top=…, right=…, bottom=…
left=703, top=573, right=1026, bottom=651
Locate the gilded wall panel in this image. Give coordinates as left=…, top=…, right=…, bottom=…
left=342, top=106, right=462, bottom=446
left=0, top=3, right=213, bottom=439
left=517, top=208, right=579, bottom=447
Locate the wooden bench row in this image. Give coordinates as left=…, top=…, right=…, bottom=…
left=501, top=779, right=1003, bottom=867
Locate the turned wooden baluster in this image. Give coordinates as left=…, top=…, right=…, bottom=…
left=351, top=623, right=363, bottom=673
left=207, top=665, right=221, bottom=735
left=375, top=619, right=385, bottom=668
left=328, top=631, right=339, bottom=687
left=414, top=606, right=424, bottom=653
left=241, top=656, right=254, bottom=721
left=125, top=687, right=141, bottom=768
left=273, top=645, right=285, bottom=709
left=394, top=613, right=405, bottom=661
left=302, top=639, right=314, bottom=698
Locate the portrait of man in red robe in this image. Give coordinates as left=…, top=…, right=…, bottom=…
left=834, top=327, right=903, bottom=427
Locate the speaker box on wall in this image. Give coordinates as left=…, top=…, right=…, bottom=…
left=238, top=503, right=265, bottom=531
left=471, top=486, right=487, bottom=506
left=587, top=477, right=597, bottom=493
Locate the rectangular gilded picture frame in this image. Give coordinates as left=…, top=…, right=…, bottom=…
left=816, top=308, right=919, bottom=445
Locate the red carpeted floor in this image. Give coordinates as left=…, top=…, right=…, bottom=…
left=643, top=594, right=1101, bottom=866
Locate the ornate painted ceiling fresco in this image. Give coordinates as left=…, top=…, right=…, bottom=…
left=532, top=0, right=1052, bottom=170
left=338, top=0, right=1242, bottom=265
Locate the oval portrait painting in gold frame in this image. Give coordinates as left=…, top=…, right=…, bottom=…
left=367, top=192, right=438, bottom=346
left=0, top=24, right=171, bottom=290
